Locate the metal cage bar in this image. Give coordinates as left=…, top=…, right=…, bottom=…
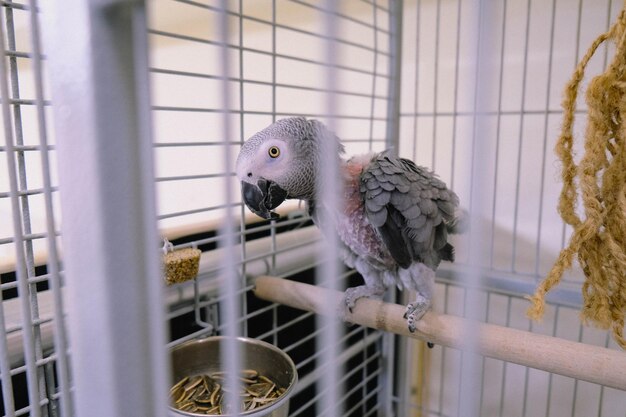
left=41, top=1, right=168, bottom=417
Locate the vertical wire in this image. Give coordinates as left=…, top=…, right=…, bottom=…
left=270, top=0, right=278, bottom=277
left=237, top=0, right=248, bottom=339
left=0, top=8, right=42, bottom=417
left=360, top=327, right=366, bottom=416
left=510, top=0, right=533, bottom=273
left=533, top=0, right=558, bottom=277
left=455, top=287, right=469, bottom=417
left=478, top=292, right=491, bottom=415
left=25, top=0, right=71, bottom=414
left=318, top=1, right=342, bottom=416
left=449, top=0, right=462, bottom=191
left=431, top=0, right=441, bottom=170
left=398, top=330, right=413, bottom=415
left=436, top=283, right=449, bottom=415
left=4, top=3, right=47, bottom=415
left=489, top=0, right=508, bottom=269
left=271, top=0, right=277, bottom=127
left=520, top=319, right=533, bottom=417
left=544, top=306, right=560, bottom=417
left=497, top=296, right=513, bottom=417
left=383, top=2, right=402, bottom=414
left=411, top=0, right=421, bottom=161
left=0, top=7, right=17, bottom=416
left=382, top=3, right=399, bottom=394
left=0, top=296, right=15, bottom=416
left=603, top=0, right=615, bottom=69
left=217, top=0, right=242, bottom=415
left=270, top=0, right=278, bottom=347
left=42, top=362, right=57, bottom=417
left=368, top=0, right=378, bottom=152
left=569, top=324, right=585, bottom=417
left=596, top=331, right=611, bottom=416
left=385, top=0, right=402, bottom=154
left=476, top=292, right=491, bottom=415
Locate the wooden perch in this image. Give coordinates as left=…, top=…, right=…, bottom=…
left=253, top=276, right=626, bottom=391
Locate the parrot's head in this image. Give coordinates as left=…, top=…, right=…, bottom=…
left=236, top=117, right=344, bottom=220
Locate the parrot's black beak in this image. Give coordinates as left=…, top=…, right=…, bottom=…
left=241, top=179, right=288, bottom=220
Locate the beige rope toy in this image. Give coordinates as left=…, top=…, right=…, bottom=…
left=162, top=238, right=201, bottom=285
left=527, top=3, right=626, bottom=349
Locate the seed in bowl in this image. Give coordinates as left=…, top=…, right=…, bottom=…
left=170, top=370, right=287, bottom=415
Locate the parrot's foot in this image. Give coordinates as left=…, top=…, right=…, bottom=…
left=403, top=294, right=431, bottom=333
left=341, top=285, right=386, bottom=315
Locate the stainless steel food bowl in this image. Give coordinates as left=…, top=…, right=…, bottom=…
left=169, top=336, right=298, bottom=417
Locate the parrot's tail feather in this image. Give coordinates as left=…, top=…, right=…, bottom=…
left=438, top=243, right=455, bottom=262
left=446, top=208, right=469, bottom=234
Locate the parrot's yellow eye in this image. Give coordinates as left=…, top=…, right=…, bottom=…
left=268, top=146, right=281, bottom=158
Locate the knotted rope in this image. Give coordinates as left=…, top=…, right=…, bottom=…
left=527, top=2, right=626, bottom=349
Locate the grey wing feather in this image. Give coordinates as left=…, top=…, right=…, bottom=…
left=361, top=154, right=460, bottom=270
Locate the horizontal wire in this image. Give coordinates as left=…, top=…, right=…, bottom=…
left=149, top=29, right=389, bottom=79
left=150, top=67, right=390, bottom=100
left=174, top=0, right=390, bottom=34
left=291, top=358, right=382, bottom=417
left=343, top=386, right=382, bottom=417
left=157, top=202, right=242, bottom=220
left=0, top=232, right=50, bottom=245
left=170, top=218, right=311, bottom=249
left=199, top=238, right=322, bottom=277
left=342, top=138, right=385, bottom=143
left=171, top=0, right=389, bottom=56
left=154, top=140, right=243, bottom=147
left=360, top=0, right=389, bottom=12
left=0, top=186, right=58, bottom=199
left=165, top=301, right=197, bottom=321
left=361, top=0, right=389, bottom=13
left=0, top=272, right=53, bottom=291
left=275, top=259, right=320, bottom=276
left=155, top=172, right=235, bottom=182
left=289, top=0, right=391, bottom=34
left=282, top=325, right=326, bottom=354
left=237, top=302, right=277, bottom=322
left=0, top=144, right=55, bottom=152
left=399, top=108, right=589, bottom=117
left=5, top=317, right=54, bottom=337
left=302, top=355, right=381, bottom=415
left=0, top=1, right=29, bottom=10
left=338, top=371, right=381, bottom=409
left=249, top=311, right=316, bottom=341
left=296, top=326, right=365, bottom=371
left=4, top=49, right=45, bottom=59
left=7, top=353, right=58, bottom=377
left=153, top=138, right=384, bottom=148
left=0, top=98, right=51, bottom=106
left=165, top=327, right=214, bottom=349
left=436, top=274, right=582, bottom=310
left=152, top=105, right=387, bottom=120
left=363, top=404, right=382, bottom=417
left=290, top=331, right=381, bottom=399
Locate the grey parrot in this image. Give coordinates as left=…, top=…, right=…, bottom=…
left=236, top=117, right=463, bottom=332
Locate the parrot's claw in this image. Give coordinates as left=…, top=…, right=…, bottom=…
left=404, top=296, right=430, bottom=333
left=340, top=285, right=386, bottom=318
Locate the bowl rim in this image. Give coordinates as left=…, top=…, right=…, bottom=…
left=168, top=336, right=298, bottom=417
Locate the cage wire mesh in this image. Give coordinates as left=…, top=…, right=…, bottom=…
left=0, top=1, right=624, bottom=417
